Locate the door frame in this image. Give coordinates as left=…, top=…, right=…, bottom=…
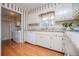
left=0, top=4, right=24, bottom=55
left=0, top=3, right=2, bottom=56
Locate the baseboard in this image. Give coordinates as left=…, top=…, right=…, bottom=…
left=2, top=39, right=13, bottom=42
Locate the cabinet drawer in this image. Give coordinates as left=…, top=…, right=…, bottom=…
left=36, top=34, right=50, bottom=48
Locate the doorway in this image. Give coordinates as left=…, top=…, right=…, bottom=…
left=1, top=7, right=21, bottom=55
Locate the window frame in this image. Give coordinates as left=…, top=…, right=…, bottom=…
left=41, top=12, right=55, bottom=29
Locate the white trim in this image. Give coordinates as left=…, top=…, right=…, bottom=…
left=0, top=3, right=1, bottom=56
left=1, top=3, right=27, bottom=43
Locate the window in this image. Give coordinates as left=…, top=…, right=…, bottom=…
left=41, top=12, right=55, bottom=29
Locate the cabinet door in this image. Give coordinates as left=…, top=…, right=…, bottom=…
left=51, top=36, right=63, bottom=52
left=24, top=31, right=28, bottom=41
left=24, top=32, right=36, bottom=44
left=64, top=34, right=79, bottom=56
left=63, top=3, right=73, bottom=20
left=24, top=31, right=30, bottom=42
left=64, top=35, right=70, bottom=55
left=36, top=34, right=50, bottom=48
left=55, top=3, right=64, bottom=21
left=28, top=32, right=36, bottom=44
left=72, top=3, right=79, bottom=19
left=55, top=3, right=73, bottom=21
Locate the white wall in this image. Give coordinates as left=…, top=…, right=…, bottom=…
left=2, top=21, right=10, bottom=40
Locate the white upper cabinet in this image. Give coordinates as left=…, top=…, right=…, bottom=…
left=55, top=3, right=73, bottom=21
left=55, top=3, right=64, bottom=21
left=72, top=3, right=79, bottom=19
left=63, top=3, right=73, bottom=20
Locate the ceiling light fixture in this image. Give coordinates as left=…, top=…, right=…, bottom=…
left=10, top=12, right=15, bottom=15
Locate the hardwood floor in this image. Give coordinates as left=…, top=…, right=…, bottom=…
left=2, top=40, right=64, bottom=56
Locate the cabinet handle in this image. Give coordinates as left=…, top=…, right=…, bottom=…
left=62, top=38, right=63, bottom=40
left=62, top=48, right=64, bottom=52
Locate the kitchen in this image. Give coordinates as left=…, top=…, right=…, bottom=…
left=24, top=3, right=79, bottom=56
left=0, top=3, right=79, bottom=56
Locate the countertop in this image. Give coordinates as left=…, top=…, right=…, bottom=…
left=65, top=31, right=79, bottom=49
left=25, top=29, right=64, bottom=32
left=25, top=29, right=79, bottom=33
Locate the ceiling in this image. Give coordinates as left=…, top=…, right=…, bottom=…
left=2, top=7, right=21, bottom=21
left=14, top=3, right=44, bottom=11
left=2, top=7, right=21, bottom=18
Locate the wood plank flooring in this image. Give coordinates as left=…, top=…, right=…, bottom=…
left=2, top=40, right=64, bottom=56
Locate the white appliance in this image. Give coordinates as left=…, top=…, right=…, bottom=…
left=13, top=31, right=22, bottom=43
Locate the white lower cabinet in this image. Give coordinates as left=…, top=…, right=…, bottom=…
left=36, top=33, right=50, bottom=48
left=64, top=33, right=79, bottom=56
left=50, top=36, right=64, bottom=52
left=24, top=31, right=36, bottom=44
left=27, top=32, right=36, bottom=44
left=24, top=31, right=64, bottom=52
left=35, top=32, right=64, bottom=52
